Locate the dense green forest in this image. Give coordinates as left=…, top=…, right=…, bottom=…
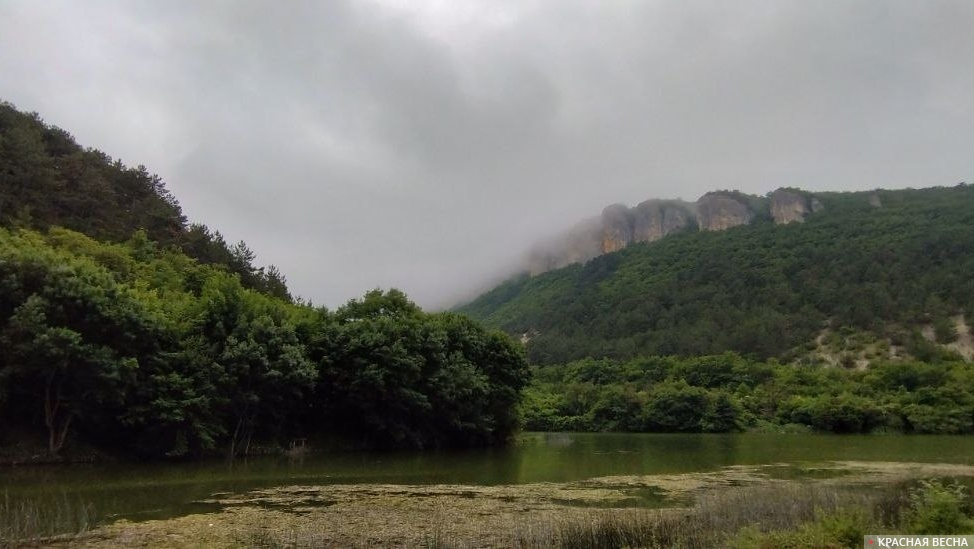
left=0, top=102, right=529, bottom=458
left=523, top=353, right=974, bottom=434
left=458, top=184, right=974, bottom=365
left=0, top=101, right=290, bottom=300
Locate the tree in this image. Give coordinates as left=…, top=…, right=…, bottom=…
left=702, top=390, right=742, bottom=432
left=311, top=291, right=529, bottom=448
left=641, top=380, right=708, bottom=432
left=1, top=292, right=137, bottom=454
left=192, top=276, right=315, bottom=456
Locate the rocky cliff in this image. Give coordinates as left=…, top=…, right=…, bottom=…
left=526, top=187, right=828, bottom=275
left=596, top=200, right=696, bottom=254
left=633, top=199, right=694, bottom=242
left=770, top=188, right=811, bottom=224
left=696, top=193, right=754, bottom=231
left=600, top=204, right=634, bottom=253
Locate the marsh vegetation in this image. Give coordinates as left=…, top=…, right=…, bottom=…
left=4, top=435, right=974, bottom=547
left=41, top=462, right=974, bottom=548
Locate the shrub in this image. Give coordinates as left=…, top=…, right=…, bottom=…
left=905, top=479, right=974, bottom=534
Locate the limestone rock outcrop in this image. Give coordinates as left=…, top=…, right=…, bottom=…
left=633, top=199, right=695, bottom=242
left=601, top=204, right=634, bottom=253
left=525, top=187, right=824, bottom=276
left=770, top=188, right=810, bottom=224
left=696, top=193, right=753, bottom=231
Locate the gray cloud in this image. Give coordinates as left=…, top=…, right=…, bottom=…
left=2, top=0, right=972, bottom=308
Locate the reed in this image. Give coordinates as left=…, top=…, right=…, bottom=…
left=511, top=481, right=944, bottom=548
left=0, top=491, right=96, bottom=547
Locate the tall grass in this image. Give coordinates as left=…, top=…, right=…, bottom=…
left=514, top=479, right=974, bottom=548
left=230, top=478, right=974, bottom=548
left=506, top=483, right=868, bottom=548
left=0, top=491, right=97, bottom=547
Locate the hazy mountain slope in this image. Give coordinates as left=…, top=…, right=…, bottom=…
left=457, top=185, right=974, bottom=364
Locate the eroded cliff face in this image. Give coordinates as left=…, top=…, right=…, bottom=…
left=633, top=200, right=694, bottom=243
left=601, top=204, right=633, bottom=253
left=770, top=188, right=810, bottom=224
left=526, top=188, right=823, bottom=275
left=696, top=193, right=753, bottom=231
left=600, top=200, right=698, bottom=253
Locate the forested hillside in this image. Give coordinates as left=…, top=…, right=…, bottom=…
left=458, top=184, right=974, bottom=365
left=0, top=101, right=289, bottom=300
left=0, top=102, right=529, bottom=459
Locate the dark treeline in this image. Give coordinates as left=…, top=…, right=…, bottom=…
left=0, top=227, right=528, bottom=457
left=459, top=184, right=974, bottom=365
left=523, top=353, right=974, bottom=434
left=0, top=101, right=290, bottom=301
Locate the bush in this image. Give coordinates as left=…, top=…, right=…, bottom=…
left=640, top=380, right=708, bottom=432
left=934, top=316, right=958, bottom=344
left=906, top=479, right=974, bottom=534
left=731, top=507, right=874, bottom=549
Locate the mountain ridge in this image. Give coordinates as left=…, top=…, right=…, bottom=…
left=460, top=183, right=974, bottom=365
left=527, top=187, right=836, bottom=276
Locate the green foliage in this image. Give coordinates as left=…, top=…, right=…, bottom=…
left=0, top=102, right=532, bottom=457
left=732, top=479, right=974, bottom=548
left=311, top=290, right=529, bottom=448
left=521, top=352, right=974, bottom=435
left=0, top=228, right=529, bottom=457
left=934, top=316, right=958, bottom=344
left=731, top=507, right=875, bottom=549
left=641, top=380, right=708, bottom=432
left=906, top=479, right=974, bottom=534
left=0, top=101, right=290, bottom=300
left=458, top=184, right=974, bottom=364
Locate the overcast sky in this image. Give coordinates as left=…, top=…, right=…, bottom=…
left=2, top=1, right=972, bottom=308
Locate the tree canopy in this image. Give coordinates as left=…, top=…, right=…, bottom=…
left=0, top=228, right=529, bottom=457
left=523, top=353, right=974, bottom=435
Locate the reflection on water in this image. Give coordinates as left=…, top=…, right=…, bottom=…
left=2, top=433, right=973, bottom=523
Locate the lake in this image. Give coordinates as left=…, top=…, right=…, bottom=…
left=3, top=432, right=974, bottom=525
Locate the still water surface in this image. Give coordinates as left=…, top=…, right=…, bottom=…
left=3, top=433, right=974, bottom=522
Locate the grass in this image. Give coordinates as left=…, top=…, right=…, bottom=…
left=226, top=482, right=941, bottom=548
left=0, top=491, right=97, bottom=548
left=510, top=479, right=974, bottom=548
left=507, top=483, right=867, bottom=548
